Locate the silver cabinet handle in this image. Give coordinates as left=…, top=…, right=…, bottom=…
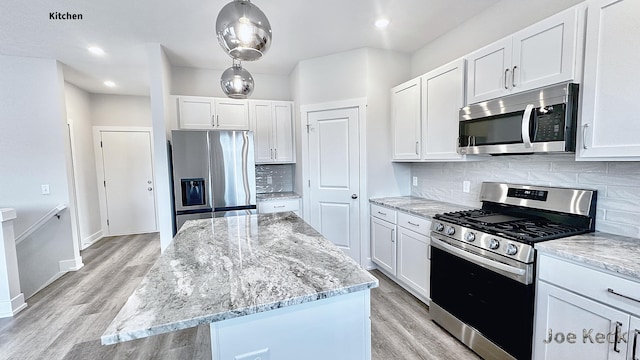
left=632, top=329, right=639, bottom=360
left=216, top=115, right=220, bottom=127
left=582, top=123, right=590, bottom=149
left=607, top=288, right=640, bottom=303
left=521, top=104, right=534, bottom=149
left=273, top=205, right=286, bottom=208
left=407, top=221, right=420, bottom=227
left=377, top=211, right=387, bottom=216
left=504, top=68, right=510, bottom=89
left=211, top=114, right=215, bottom=127
left=275, top=148, right=278, bottom=159
left=512, top=66, right=518, bottom=87
left=614, top=321, right=622, bottom=353
left=391, top=228, right=395, bottom=243
left=415, top=141, right=419, bottom=155
left=270, top=149, right=273, bottom=159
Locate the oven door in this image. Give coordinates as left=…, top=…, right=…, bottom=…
left=430, top=235, right=535, bottom=360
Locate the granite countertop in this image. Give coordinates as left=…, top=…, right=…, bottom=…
left=101, top=212, right=377, bottom=345
left=369, top=196, right=471, bottom=219
left=257, top=192, right=301, bottom=202
left=536, top=232, right=640, bottom=282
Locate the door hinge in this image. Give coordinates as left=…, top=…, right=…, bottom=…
left=103, top=180, right=106, bottom=187
left=306, top=124, right=311, bottom=133
left=106, top=219, right=109, bottom=226
left=308, top=180, right=311, bottom=187
left=100, top=141, right=103, bottom=148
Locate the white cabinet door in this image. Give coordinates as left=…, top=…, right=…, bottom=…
left=396, top=226, right=430, bottom=300
left=178, top=96, right=215, bottom=129
left=258, top=199, right=300, bottom=214
left=629, top=316, right=640, bottom=360
left=370, top=217, right=396, bottom=275
left=421, top=59, right=465, bottom=160
left=578, top=0, right=640, bottom=160
left=512, top=8, right=578, bottom=93
left=249, top=100, right=274, bottom=163
left=466, top=38, right=512, bottom=105
left=391, top=78, right=421, bottom=160
left=214, top=98, right=249, bottom=130
left=534, top=281, right=629, bottom=360
left=273, top=102, right=295, bottom=163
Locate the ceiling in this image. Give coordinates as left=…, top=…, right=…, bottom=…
left=0, top=0, right=500, bottom=96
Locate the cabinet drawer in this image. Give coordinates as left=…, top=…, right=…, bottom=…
left=371, top=204, right=396, bottom=224
left=397, top=212, right=431, bottom=235
left=538, top=254, right=640, bottom=316
left=258, top=199, right=300, bottom=214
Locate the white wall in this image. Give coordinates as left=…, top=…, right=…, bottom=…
left=147, top=44, right=174, bottom=252
left=0, top=55, right=79, bottom=298
left=64, top=83, right=102, bottom=247
left=410, top=0, right=585, bottom=77
left=171, top=66, right=291, bottom=100
left=90, top=94, right=152, bottom=127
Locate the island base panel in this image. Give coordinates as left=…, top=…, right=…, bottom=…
left=210, top=290, right=372, bottom=360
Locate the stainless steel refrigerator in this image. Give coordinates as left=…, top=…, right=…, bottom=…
left=171, top=130, right=256, bottom=232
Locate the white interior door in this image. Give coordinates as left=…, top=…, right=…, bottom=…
left=307, top=107, right=360, bottom=263
left=99, top=131, right=157, bottom=235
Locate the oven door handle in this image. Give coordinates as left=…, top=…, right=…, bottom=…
left=521, top=104, right=534, bottom=149
left=431, top=237, right=526, bottom=277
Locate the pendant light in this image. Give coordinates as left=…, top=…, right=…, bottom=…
left=220, top=59, right=254, bottom=99
left=216, top=0, right=272, bottom=62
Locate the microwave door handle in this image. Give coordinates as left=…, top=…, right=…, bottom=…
left=521, top=104, right=534, bottom=148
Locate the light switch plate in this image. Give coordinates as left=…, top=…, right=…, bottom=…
left=412, top=176, right=418, bottom=186
left=234, top=348, right=270, bottom=360
left=463, top=181, right=471, bottom=193
left=41, top=184, right=50, bottom=195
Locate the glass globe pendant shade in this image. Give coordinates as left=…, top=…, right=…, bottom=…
left=220, top=60, right=254, bottom=99
left=216, top=0, right=272, bottom=61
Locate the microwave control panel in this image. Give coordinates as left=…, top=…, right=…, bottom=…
left=534, top=105, right=565, bottom=142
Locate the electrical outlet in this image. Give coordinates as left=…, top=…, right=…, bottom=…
left=41, top=184, right=50, bottom=195
left=463, top=181, right=471, bottom=193
left=234, top=348, right=270, bottom=360
left=267, top=176, right=273, bottom=185
left=412, top=176, right=418, bottom=186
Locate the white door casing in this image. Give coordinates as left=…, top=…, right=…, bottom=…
left=305, top=105, right=362, bottom=263
left=94, top=128, right=158, bottom=236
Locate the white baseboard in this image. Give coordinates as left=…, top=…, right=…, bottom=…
left=0, top=293, right=27, bottom=318
left=59, top=256, right=84, bottom=272
left=25, top=271, right=65, bottom=299
left=82, top=230, right=103, bottom=250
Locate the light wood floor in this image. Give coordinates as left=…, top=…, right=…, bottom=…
left=0, top=233, right=479, bottom=360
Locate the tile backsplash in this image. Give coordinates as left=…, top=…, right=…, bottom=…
left=411, top=154, right=640, bottom=238
left=256, top=164, right=294, bottom=193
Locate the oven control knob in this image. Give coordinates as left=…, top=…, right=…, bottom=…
left=445, top=226, right=455, bottom=236
left=489, top=238, right=500, bottom=250
left=505, top=243, right=518, bottom=256
left=434, top=223, right=444, bottom=232
left=464, top=232, right=475, bottom=242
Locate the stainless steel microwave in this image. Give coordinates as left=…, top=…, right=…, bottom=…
left=458, top=82, right=579, bottom=155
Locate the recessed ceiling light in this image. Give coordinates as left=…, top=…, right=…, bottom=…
left=88, top=46, right=105, bottom=56
left=375, top=18, right=390, bottom=29
left=104, top=81, right=116, bottom=88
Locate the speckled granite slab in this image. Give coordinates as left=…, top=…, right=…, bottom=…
left=536, top=232, right=640, bottom=282
left=369, top=196, right=471, bottom=219
left=256, top=192, right=301, bottom=202
left=101, top=212, right=378, bottom=345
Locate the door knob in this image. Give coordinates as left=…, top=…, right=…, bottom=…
left=351, top=194, right=358, bottom=199
left=148, top=187, right=153, bottom=191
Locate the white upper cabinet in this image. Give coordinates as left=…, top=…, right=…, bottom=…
left=578, top=0, right=640, bottom=160
left=249, top=100, right=295, bottom=164
left=466, top=6, right=581, bottom=104
left=391, top=78, right=421, bottom=160
left=421, top=59, right=465, bottom=160
left=178, top=96, right=249, bottom=130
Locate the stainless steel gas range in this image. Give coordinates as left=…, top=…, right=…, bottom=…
left=429, top=182, right=597, bottom=360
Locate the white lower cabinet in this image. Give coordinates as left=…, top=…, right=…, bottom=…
left=370, top=204, right=431, bottom=303
left=258, top=198, right=301, bottom=216
left=397, top=226, right=430, bottom=300
left=534, top=254, right=640, bottom=360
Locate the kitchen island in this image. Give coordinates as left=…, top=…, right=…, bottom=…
left=101, top=212, right=378, bottom=360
